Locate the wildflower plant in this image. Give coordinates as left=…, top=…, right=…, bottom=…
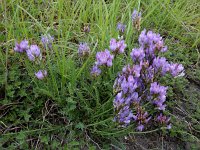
left=14, top=39, right=48, bottom=80
left=113, top=29, right=184, bottom=131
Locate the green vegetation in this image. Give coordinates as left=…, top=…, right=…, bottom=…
left=1, top=0, right=200, bottom=149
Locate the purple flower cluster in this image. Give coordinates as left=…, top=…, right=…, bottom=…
left=26, top=45, right=42, bottom=61
left=113, top=29, right=184, bottom=131
left=139, top=29, right=167, bottom=54
left=41, top=34, right=54, bottom=49
left=91, top=65, right=101, bottom=77
left=110, top=38, right=127, bottom=54
left=90, top=49, right=114, bottom=77
left=78, top=43, right=90, bottom=57
left=14, top=39, right=47, bottom=80
left=96, top=49, right=114, bottom=67
left=35, top=70, right=47, bottom=80
left=14, top=40, right=29, bottom=53
left=150, top=82, right=168, bottom=110
left=117, top=23, right=126, bottom=33
left=91, top=38, right=127, bottom=77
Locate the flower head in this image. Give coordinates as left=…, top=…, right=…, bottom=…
left=153, top=57, right=170, bottom=75
left=78, top=43, right=90, bottom=57
left=96, top=49, right=114, bottom=67
left=130, top=48, right=145, bottom=62
left=132, top=9, right=141, bottom=30
left=41, top=34, right=54, bottom=49
left=14, top=40, right=29, bottom=52
left=117, top=23, right=126, bottom=33
left=35, top=70, right=47, bottom=80
left=169, top=63, right=184, bottom=77
left=137, top=124, right=144, bottom=131
left=139, top=29, right=167, bottom=54
left=109, top=38, right=127, bottom=54
left=132, top=10, right=141, bottom=22
left=91, top=65, right=101, bottom=77
left=26, top=45, right=42, bottom=61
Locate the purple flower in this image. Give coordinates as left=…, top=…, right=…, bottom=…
left=133, top=64, right=142, bottom=77
left=96, top=49, right=114, bottom=67
left=150, top=83, right=168, bottom=104
left=150, top=82, right=168, bottom=110
left=35, top=70, right=47, bottom=80
left=139, top=29, right=167, bottom=55
left=117, top=40, right=127, bottom=53
left=26, top=45, right=42, bottom=61
left=41, top=34, right=54, bottom=49
left=114, top=92, right=125, bottom=109
left=14, top=40, right=29, bottom=52
left=169, top=63, right=184, bottom=77
left=117, top=23, right=126, bottom=33
left=132, top=9, right=141, bottom=30
left=167, top=124, right=172, bottom=129
left=125, top=92, right=140, bottom=105
left=137, top=124, right=144, bottom=131
left=91, top=65, right=101, bottom=77
left=157, top=113, right=170, bottom=123
left=110, top=38, right=127, bottom=54
left=153, top=57, right=170, bottom=75
left=145, top=66, right=154, bottom=82
left=132, top=9, right=141, bottom=22
left=110, top=39, right=118, bottom=51
left=115, top=105, right=134, bottom=126
left=130, top=48, right=145, bottom=62
left=112, top=29, right=184, bottom=131
left=78, top=43, right=90, bottom=57
left=157, top=113, right=171, bottom=129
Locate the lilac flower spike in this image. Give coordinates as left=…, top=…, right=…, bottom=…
left=78, top=43, right=90, bottom=57
left=117, top=23, right=126, bottom=33
left=14, top=40, right=29, bottom=52
left=41, top=34, right=54, bottom=49
left=96, top=49, right=114, bottom=67
left=35, top=70, right=47, bottom=80
left=110, top=38, right=127, bottom=54
left=132, top=10, right=141, bottom=22
left=132, top=9, right=142, bottom=30
left=26, top=45, right=42, bottom=61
